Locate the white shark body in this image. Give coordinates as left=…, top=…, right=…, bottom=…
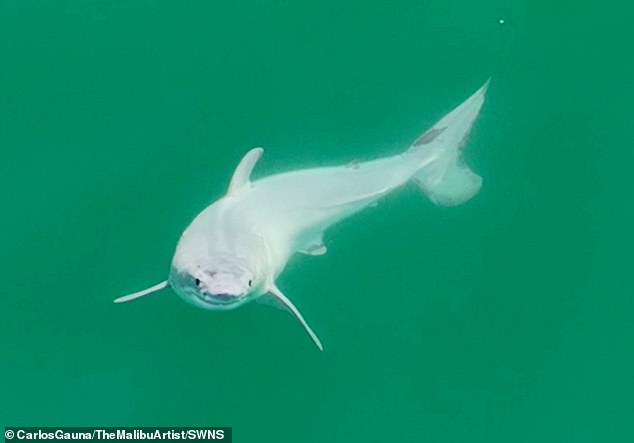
left=115, top=80, right=490, bottom=350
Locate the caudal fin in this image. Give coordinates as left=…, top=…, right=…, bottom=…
left=408, top=79, right=489, bottom=206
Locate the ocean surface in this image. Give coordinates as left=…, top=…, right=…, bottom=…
left=1, top=1, right=632, bottom=442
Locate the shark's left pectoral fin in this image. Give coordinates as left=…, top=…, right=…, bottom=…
left=256, top=292, right=291, bottom=312
left=227, top=147, right=264, bottom=196
left=267, top=285, right=323, bottom=351
left=114, top=280, right=169, bottom=303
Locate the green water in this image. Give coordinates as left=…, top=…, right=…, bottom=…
left=1, top=1, right=632, bottom=441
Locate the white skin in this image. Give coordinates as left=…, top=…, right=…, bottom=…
left=115, top=80, right=490, bottom=350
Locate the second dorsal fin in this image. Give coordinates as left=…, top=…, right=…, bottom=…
left=227, top=147, right=264, bottom=196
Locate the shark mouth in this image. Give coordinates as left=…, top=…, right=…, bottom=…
left=194, top=291, right=247, bottom=309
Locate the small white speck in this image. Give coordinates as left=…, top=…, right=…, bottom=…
left=499, top=18, right=505, bottom=25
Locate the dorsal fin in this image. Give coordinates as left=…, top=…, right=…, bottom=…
left=227, top=147, right=264, bottom=196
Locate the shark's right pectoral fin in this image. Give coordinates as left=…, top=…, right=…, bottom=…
left=266, top=285, right=323, bottom=351
left=114, top=280, right=169, bottom=303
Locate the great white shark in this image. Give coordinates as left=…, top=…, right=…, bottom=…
left=115, top=80, right=491, bottom=350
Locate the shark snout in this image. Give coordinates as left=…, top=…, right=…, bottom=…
left=205, top=272, right=246, bottom=296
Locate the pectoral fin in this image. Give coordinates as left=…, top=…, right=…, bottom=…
left=267, top=285, right=323, bottom=351
left=114, top=280, right=169, bottom=303
left=256, top=293, right=291, bottom=312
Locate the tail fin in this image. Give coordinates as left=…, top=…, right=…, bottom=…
left=408, top=79, right=489, bottom=206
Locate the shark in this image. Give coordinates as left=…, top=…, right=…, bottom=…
left=115, top=80, right=491, bottom=350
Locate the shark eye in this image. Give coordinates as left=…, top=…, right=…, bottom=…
left=248, top=280, right=252, bottom=287
left=195, top=278, right=201, bottom=286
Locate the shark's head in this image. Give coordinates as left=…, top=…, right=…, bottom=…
left=169, top=256, right=261, bottom=310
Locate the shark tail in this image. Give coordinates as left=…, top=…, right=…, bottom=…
left=407, top=79, right=489, bottom=206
